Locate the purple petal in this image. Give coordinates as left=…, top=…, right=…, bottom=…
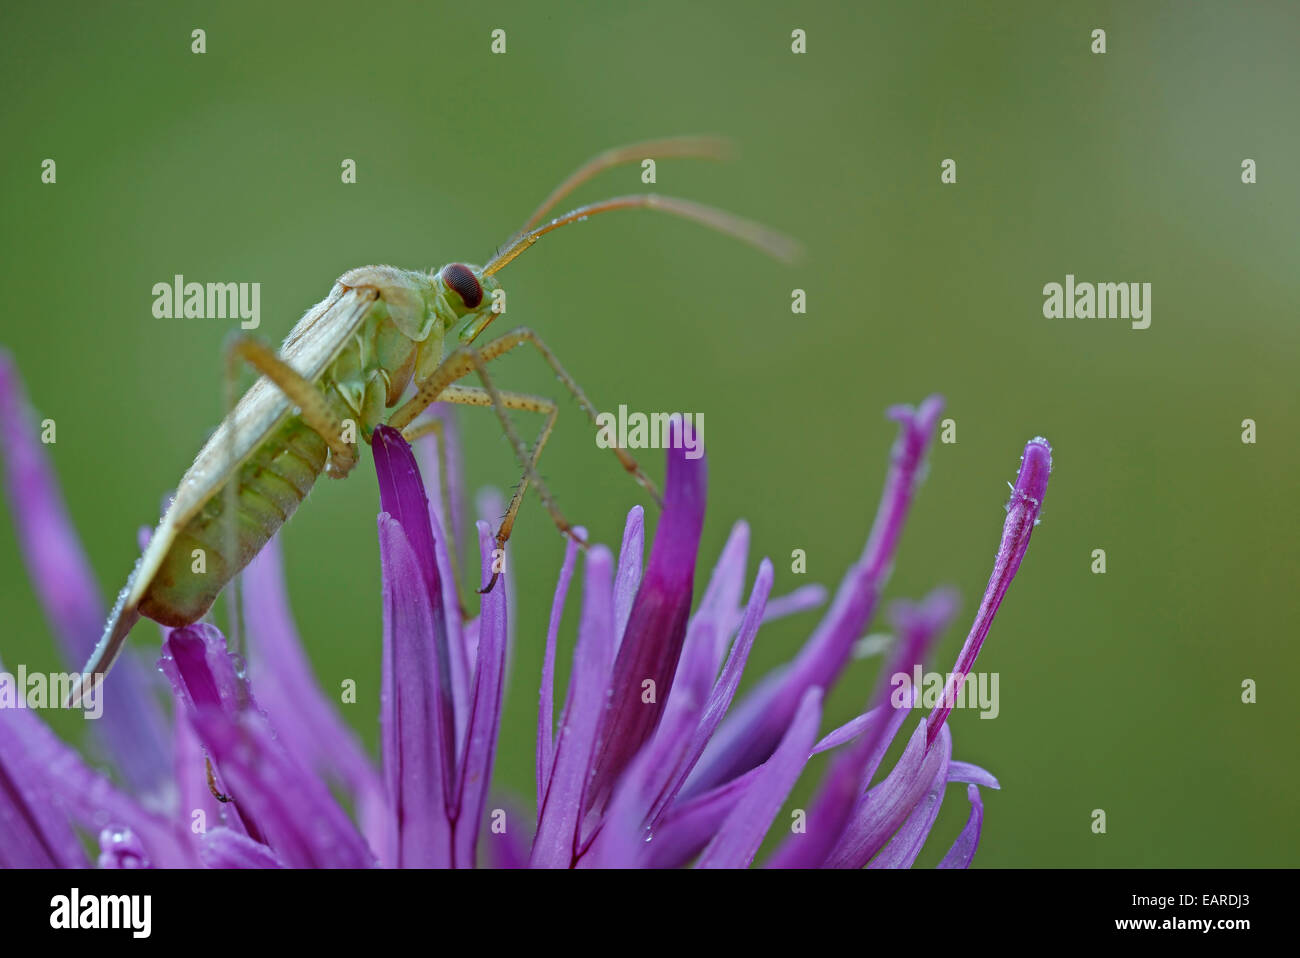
left=927, top=437, right=1052, bottom=744
left=192, top=706, right=374, bottom=868
left=613, top=505, right=645, bottom=644
left=823, top=720, right=950, bottom=869
left=936, top=784, right=985, bottom=869
left=173, top=707, right=247, bottom=844
left=0, top=352, right=100, bottom=661
left=584, top=416, right=707, bottom=815
left=97, top=826, right=152, bottom=868
left=158, top=624, right=251, bottom=717
left=378, top=514, right=453, bottom=867
left=811, top=706, right=884, bottom=755
left=0, top=351, right=171, bottom=797
left=949, top=761, right=1000, bottom=790
left=761, top=583, right=827, bottom=624
left=374, top=423, right=441, bottom=598
left=0, top=713, right=87, bottom=867
left=476, top=488, right=514, bottom=705
left=536, top=531, right=583, bottom=813
left=771, top=699, right=916, bottom=869
left=435, top=499, right=472, bottom=739
left=481, top=798, right=531, bottom=869
left=462, top=617, right=480, bottom=682
left=413, top=402, right=467, bottom=562
left=373, top=425, right=459, bottom=775
left=582, top=628, right=715, bottom=868
left=868, top=735, right=951, bottom=868
left=684, top=520, right=750, bottom=675
left=416, top=414, right=475, bottom=736
left=241, top=535, right=388, bottom=859
left=767, top=588, right=956, bottom=868
left=581, top=524, right=772, bottom=863
left=200, top=828, right=285, bottom=868
left=161, top=626, right=373, bottom=867
left=686, top=397, right=943, bottom=795
left=646, top=559, right=774, bottom=827
left=3, top=709, right=189, bottom=866
left=451, top=520, right=508, bottom=867
left=583, top=598, right=724, bottom=867
left=644, top=767, right=761, bottom=868
left=0, top=654, right=191, bottom=866
left=696, top=686, right=822, bottom=869
left=531, top=546, right=616, bottom=868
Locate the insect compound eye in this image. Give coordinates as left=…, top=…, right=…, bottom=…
left=443, top=263, right=483, bottom=309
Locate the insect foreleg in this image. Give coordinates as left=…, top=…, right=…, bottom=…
left=472, top=327, right=662, bottom=506
left=389, top=327, right=660, bottom=504
left=387, top=348, right=482, bottom=432
left=432, top=382, right=568, bottom=594
left=466, top=356, right=576, bottom=547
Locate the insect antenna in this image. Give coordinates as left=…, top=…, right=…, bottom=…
left=483, top=135, right=801, bottom=276
left=484, top=194, right=801, bottom=277
left=518, top=135, right=732, bottom=233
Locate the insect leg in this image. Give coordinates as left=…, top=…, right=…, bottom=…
left=432, top=383, right=566, bottom=594
left=205, top=755, right=232, bottom=803
left=473, top=326, right=662, bottom=506
left=387, top=348, right=483, bottom=432
left=390, top=328, right=659, bottom=504
left=225, top=335, right=359, bottom=477
left=388, top=348, right=586, bottom=578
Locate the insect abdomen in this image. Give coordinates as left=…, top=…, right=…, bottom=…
left=137, top=418, right=329, bottom=626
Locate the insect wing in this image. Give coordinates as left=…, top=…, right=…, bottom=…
left=123, top=283, right=376, bottom=610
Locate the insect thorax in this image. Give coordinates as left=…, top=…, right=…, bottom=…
left=324, top=267, right=457, bottom=441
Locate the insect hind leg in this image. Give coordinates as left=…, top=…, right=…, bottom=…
left=429, top=381, right=576, bottom=594
left=224, top=335, right=358, bottom=476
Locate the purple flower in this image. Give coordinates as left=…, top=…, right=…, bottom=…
left=0, top=348, right=1051, bottom=868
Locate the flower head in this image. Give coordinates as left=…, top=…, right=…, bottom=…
left=0, top=349, right=1050, bottom=868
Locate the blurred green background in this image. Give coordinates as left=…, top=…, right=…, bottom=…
left=1, top=0, right=1296, bottom=867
